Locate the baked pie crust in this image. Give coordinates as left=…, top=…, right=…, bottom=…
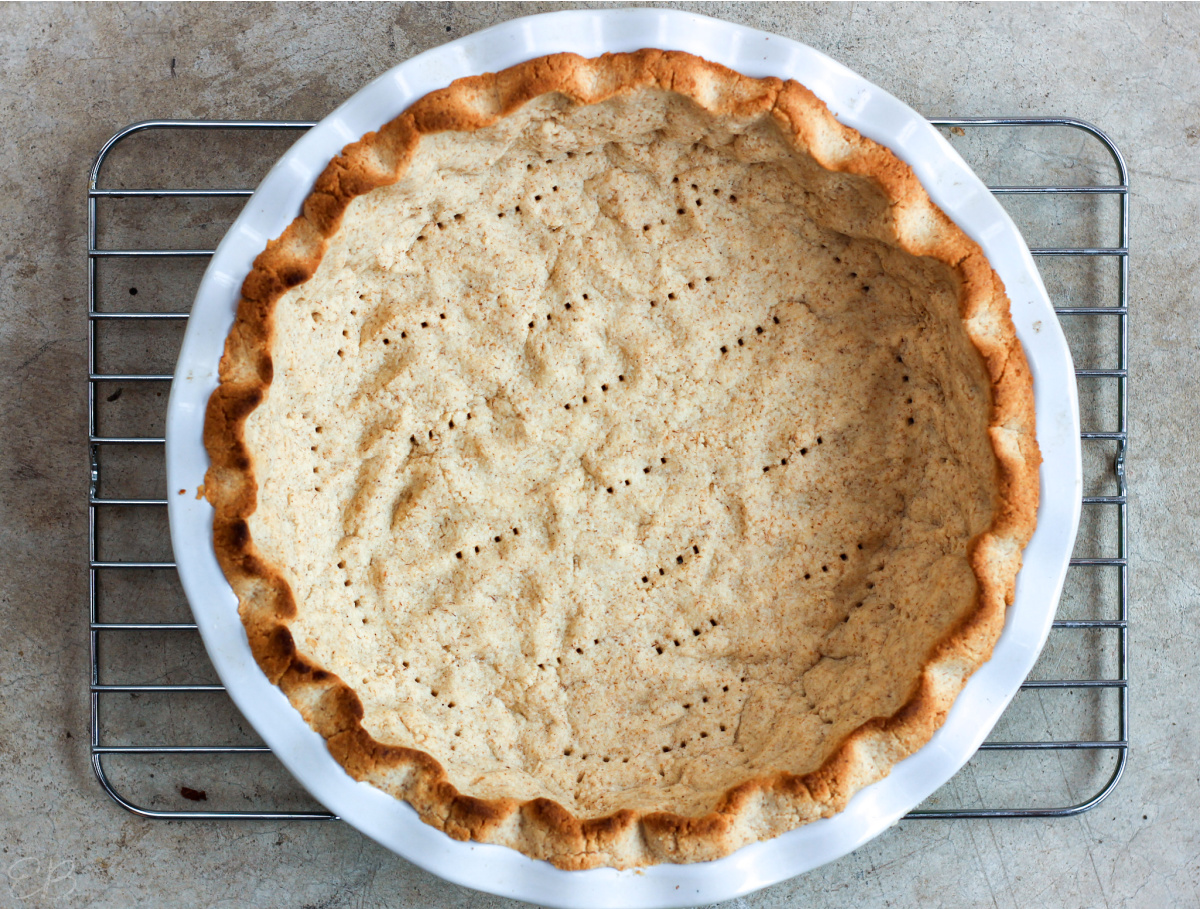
left=204, top=50, right=1040, bottom=869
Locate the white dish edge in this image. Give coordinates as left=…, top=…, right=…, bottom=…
left=165, top=9, right=1082, bottom=907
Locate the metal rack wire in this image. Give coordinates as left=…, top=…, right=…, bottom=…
left=87, top=117, right=1129, bottom=822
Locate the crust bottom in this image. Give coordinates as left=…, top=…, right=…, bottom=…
left=203, top=49, right=1040, bottom=870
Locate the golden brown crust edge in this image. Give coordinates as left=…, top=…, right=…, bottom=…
left=202, top=49, right=1041, bottom=870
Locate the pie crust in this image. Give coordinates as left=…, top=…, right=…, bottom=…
left=203, top=50, right=1040, bottom=870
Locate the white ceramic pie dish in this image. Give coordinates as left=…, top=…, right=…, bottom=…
left=165, top=9, right=1082, bottom=907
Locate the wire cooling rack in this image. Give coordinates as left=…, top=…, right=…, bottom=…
left=87, top=117, right=1129, bottom=822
